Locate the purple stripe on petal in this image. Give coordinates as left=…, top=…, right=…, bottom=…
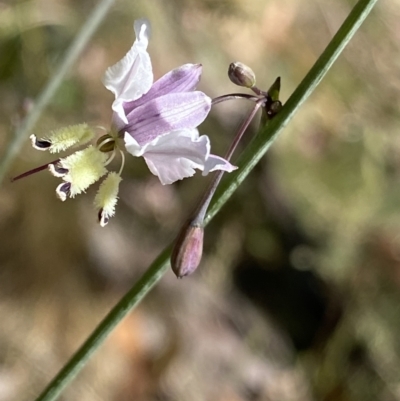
left=123, top=64, right=202, bottom=115
left=123, top=91, right=211, bottom=145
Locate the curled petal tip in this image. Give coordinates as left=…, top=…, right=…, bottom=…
left=103, top=19, right=153, bottom=110
left=203, top=154, right=237, bottom=176
left=133, top=19, right=151, bottom=45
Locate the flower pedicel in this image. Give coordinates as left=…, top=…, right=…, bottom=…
left=15, top=19, right=236, bottom=227
left=171, top=64, right=283, bottom=277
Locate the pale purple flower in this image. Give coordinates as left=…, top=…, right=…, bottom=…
left=103, top=19, right=236, bottom=185
left=20, top=19, right=237, bottom=228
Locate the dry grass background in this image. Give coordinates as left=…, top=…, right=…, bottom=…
left=1, top=0, right=400, bottom=400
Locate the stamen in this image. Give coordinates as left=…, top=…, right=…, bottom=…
left=94, top=172, right=122, bottom=227
left=104, top=150, right=116, bottom=167
left=48, top=163, right=69, bottom=178
left=11, top=159, right=60, bottom=182
left=55, top=146, right=108, bottom=198
left=118, top=149, right=125, bottom=176
left=98, top=208, right=109, bottom=227
left=57, top=124, right=95, bottom=153
left=96, top=135, right=116, bottom=153
left=56, top=182, right=71, bottom=201
left=30, top=134, right=51, bottom=151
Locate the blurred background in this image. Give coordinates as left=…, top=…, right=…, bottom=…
left=1, top=0, right=400, bottom=400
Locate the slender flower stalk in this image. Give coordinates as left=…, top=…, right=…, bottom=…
left=171, top=99, right=265, bottom=278
left=171, top=73, right=282, bottom=278
left=193, top=99, right=266, bottom=224
left=211, top=93, right=261, bottom=105
left=197, top=76, right=282, bottom=223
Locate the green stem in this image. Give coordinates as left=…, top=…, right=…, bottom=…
left=34, top=246, right=172, bottom=401
left=205, top=0, right=378, bottom=223
left=0, top=0, right=117, bottom=185
left=33, top=0, right=378, bottom=400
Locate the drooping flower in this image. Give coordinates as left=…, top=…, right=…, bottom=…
left=103, top=19, right=236, bottom=185
left=16, top=19, right=236, bottom=227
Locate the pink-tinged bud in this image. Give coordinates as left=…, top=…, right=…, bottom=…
left=171, top=222, right=204, bottom=278
left=228, top=62, right=256, bottom=88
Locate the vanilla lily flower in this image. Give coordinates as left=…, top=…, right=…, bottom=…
left=15, top=19, right=236, bottom=227
left=104, top=19, right=236, bottom=185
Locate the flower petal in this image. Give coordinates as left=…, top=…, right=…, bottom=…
left=143, top=130, right=208, bottom=185
left=124, top=129, right=208, bottom=184
left=103, top=19, right=153, bottom=123
left=203, top=154, right=237, bottom=176
left=123, top=64, right=203, bottom=115
left=123, top=132, right=142, bottom=156
left=124, top=129, right=236, bottom=184
left=123, top=91, right=211, bottom=146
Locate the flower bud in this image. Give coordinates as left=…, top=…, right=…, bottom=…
left=171, top=222, right=204, bottom=278
left=228, top=62, right=256, bottom=88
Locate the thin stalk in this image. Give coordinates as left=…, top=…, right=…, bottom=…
left=10, top=159, right=60, bottom=182
left=193, top=99, right=264, bottom=225
left=32, top=1, right=378, bottom=400
left=212, top=93, right=261, bottom=105
left=0, top=0, right=117, bottom=185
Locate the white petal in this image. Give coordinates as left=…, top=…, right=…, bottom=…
left=103, top=19, right=153, bottom=123
left=125, top=129, right=209, bottom=185
left=203, top=154, right=237, bottom=176
left=124, top=132, right=143, bottom=156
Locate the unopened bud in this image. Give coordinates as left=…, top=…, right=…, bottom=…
left=228, top=62, right=256, bottom=88
left=171, top=222, right=204, bottom=278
